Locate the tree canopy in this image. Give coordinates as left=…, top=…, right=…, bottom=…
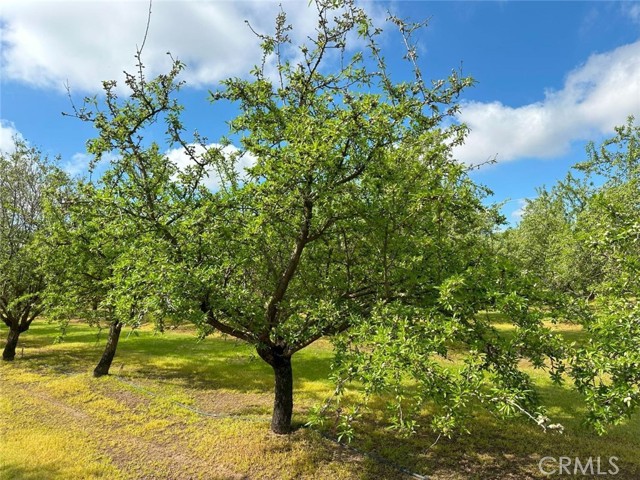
left=52, top=0, right=576, bottom=436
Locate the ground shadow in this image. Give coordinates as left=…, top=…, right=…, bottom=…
left=0, top=463, right=64, bottom=480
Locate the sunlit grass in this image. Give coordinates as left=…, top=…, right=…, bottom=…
left=1, top=319, right=639, bottom=479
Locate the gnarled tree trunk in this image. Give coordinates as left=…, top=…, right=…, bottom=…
left=258, top=346, right=294, bottom=434
left=2, top=327, right=20, bottom=361
left=93, top=320, right=122, bottom=377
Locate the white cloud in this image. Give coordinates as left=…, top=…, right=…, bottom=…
left=62, top=151, right=120, bottom=178
left=454, top=40, right=640, bottom=165
left=624, top=3, right=640, bottom=24
left=0, top=0, right=386, bottom=93
left=62, top=152, right=91, bottom=177
left=510, top=198, right=528, bottom=221
left=0, top=120, right=24, bottom=153
left=65, top=145, right=253, bottom=186
left=165, top=143, right=255, bottom=191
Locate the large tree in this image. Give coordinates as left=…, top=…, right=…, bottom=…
left=0, top=140, right=63, bottom=360
left=197, top=1, right=566, bottom=435
left=70, top=0, right=570, bottom=436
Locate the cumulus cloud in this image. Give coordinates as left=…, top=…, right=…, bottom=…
left=0, top=120, right=24, bottom=153
left=0, top=0, right=385, bottom=93
left=165, top=143, right=256, bottom=191
left=61, top=151, right=121, bottom=178
left=66, top=144, right=254, bottom=187
left=454, top=40, right=640, bottom=165
left=61, top=152, right=92, bottom=177
left=510, top=198, right=528, bottom=221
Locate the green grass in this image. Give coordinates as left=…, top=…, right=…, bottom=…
left=1, top=320, right=639, bottom=479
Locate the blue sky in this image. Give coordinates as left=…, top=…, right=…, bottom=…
left=1, top=0, right=639, bottom=223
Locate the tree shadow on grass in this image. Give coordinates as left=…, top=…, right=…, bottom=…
left=124, top=353, right=331, bottom=390
left=12, top=324, right=335, bottom=401
left=0, top=463, right=64, bottom=480
left=343, top=382, right=640, bottom=480
left=110, top=332, right=333, bottom=400
left=351, top=424, right=640, bottom=480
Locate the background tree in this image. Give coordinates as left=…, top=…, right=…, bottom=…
left=50, top=48, right=225, bottom=376
left=502, top=174, right=600, bottom=300
left=39, top=179, right=164, bottom=377
left=0, top=140, right=63, bottom=360
left=568, top=117, right=640, bottom=432
left=509, top=117, right=640, bottom=433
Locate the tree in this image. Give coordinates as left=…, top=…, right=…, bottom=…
left=569, top=118, right=640, bottom=432
left=502, top=174, right=600, bottom=300
left=509, top=117, right=640, bottom=433
left=0, top=140, right=63, bottom=360
left=49, top=35, right=226, bottom=376
left=200, top=1, right=568, bottom=435
left=69, top=0, right=571, bottom=437
left=41, top=58, right=208, bottom=376
left=198, top=1, right=479, bottom=434
left=39, top=180, right=148, bottom=376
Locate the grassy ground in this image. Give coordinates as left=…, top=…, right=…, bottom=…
left=1, top=320, right=638, bottom=480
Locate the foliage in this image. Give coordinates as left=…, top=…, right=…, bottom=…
left=324, top=228, right=569, bottom=438
left=501, top=173, right=599, bottom=299
left=510, top=117, right=640, bottom=433
left=0, top=140, right=64, bottom=359
left=198, top=0, right=569, bottom=436
left=569, top=118, right=640, bottom=433
left=40, top=55, right=215, bottom=339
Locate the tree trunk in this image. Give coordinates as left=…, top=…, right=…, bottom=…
left=270, top=353, right=294, bottom=434
left=258, top=346, right=294, bottom=434
left=93, top=320, right=122, bottom=377
left=2, top=328, right=20, bottom=361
